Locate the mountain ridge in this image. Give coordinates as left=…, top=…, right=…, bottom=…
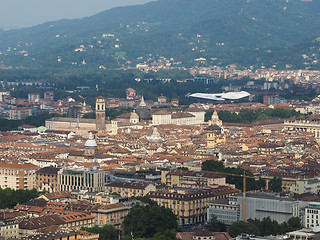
left=0, top=0, right=320, bottom=69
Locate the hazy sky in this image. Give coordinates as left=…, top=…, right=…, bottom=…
left=0, top=0, right=153, bottom=28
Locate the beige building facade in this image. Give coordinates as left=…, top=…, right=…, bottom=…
left=161, top=170, right=226, bottom=189
left=105, top=181, right=156, bottom=197
left=284, top=115, right=320, bottom=142
left=147, top=186, right=239, bottom=226
left=0, top=163, right=38, bottom=190
left=152, top=110, right=205, bottom=126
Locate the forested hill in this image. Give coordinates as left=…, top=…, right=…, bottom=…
left=0, top=0, right=320, bottom=69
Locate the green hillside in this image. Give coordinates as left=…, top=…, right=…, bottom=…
left=0, top=0, right=319, bottom=69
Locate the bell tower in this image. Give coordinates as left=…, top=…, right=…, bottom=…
left=95, top=96, right=106, bottom=131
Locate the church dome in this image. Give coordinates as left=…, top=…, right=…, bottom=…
left=147, top=128, right=164, bottom=143
left=130, top=111, right=139, bottom=120
left=84, top=132, right=97, bottom=148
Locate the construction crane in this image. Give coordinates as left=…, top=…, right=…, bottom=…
left=203, top=170, right=257, bottom=222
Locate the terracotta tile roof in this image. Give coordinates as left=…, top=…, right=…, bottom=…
left=60, top=212, right=94, bottom=223
left=19, top=215, right=65, bottom=230
left=106, top=181, right=153, bottom=189
left=0, top=162, right=38, bottom=169
left=42, top=191, right=71, bottom=200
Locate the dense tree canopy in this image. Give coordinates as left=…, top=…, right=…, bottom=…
left=205, top=108, right=302, bottom=124
left=122, top=204, right=178, bottom=239
left=269, top=177, right=283, bottom=192
left=228, top=217, right=303, bottom=237
left=207, top=214, right=227, bottom=232
left=0, top=188, right=40, bottom=209
left=81, top=225, right=118, bottom=240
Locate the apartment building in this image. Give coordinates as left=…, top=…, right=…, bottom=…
left=291, top=179, right=320, bottom=195
left=19, top=213, right=94, bottom=237
left=161, top=169, right=226, bottom=189
left=9, top=107, right=32, bottom=120
left=147, top=186, right=239, bottom=226
left=0, top=162, right=38, bottom=190
left=105, top=181, right=156, bottom=197
left=91, top=202, right=130, bottom=229
left=36, top=166, right=60, bottom=193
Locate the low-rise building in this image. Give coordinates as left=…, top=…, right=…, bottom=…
left=0, top=211, right=25, bottom=238
left=91, top=202, right=130, bottom=229
left=161, top=169, right=226, bottom=189
left=291, top=179, right=320, bottom=195
left=21, top=231, right=99, bottom=240
left=105, top=181, right=156, bottom=197
left=152, top=109, right=205, bottom=126
left=19, top=213, right=94, bottom=237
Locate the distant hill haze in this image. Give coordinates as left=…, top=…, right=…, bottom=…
left=0, top=0, right=319, bottom=69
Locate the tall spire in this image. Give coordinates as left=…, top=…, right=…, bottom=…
left=139, top=96, right=147, bottom=107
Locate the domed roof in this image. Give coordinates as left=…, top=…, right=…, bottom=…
left=84, top=132, right=97, bottom=148
left=147, top=128, right=164, bottom=143
left=130, top=111, right=139, bottom=120
left=212, top=111, right=219, bottom=119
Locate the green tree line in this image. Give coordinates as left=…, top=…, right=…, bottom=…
left=0, top=188, right=40, bottom=209
left=228, top=217, right=302, bottom=237
left=205, top=108, right=302, bottom=124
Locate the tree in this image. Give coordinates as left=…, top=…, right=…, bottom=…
left=207, top=214, right=226, bottom=232
left=228, top=221, right=260, bottom=237
left=0, top=188, right=40, bottom=209
left=202, top=160, right=225, bottom=172
left=81, top=225, right=118, bottom=240
left=122, top=204, right=178, bottom=239
left=269, top=177, right=282, bottom=192
left=228, top=217, right=303, bottom=237
left=130, top=196, right=157, bottom=206
left=288, top=217, right=302, bottom=230
left=176, top=167, right=189, bottom=171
